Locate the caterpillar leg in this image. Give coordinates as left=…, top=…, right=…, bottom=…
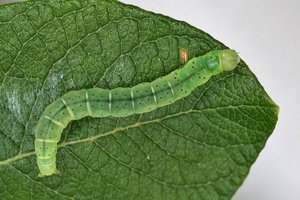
left=54, top=169, right=60, bottom=175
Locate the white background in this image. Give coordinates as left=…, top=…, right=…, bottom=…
left=119, top=0, right=300, bottom=199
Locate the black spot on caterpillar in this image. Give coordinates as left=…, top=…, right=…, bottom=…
left=35, top=49, right=240, bottom=176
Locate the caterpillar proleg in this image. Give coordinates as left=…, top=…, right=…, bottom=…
left=35, top=49, right=240, bottom=176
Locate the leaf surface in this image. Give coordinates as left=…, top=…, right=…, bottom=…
left=0, top=0, right=278, bottom=199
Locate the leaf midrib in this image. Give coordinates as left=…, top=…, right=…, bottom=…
left=0, top=103, right=275, bottom=167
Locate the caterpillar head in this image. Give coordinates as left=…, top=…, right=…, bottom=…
left=220, top=49, right=240, bottom=71
left=204, top=49, right=240, bottom=74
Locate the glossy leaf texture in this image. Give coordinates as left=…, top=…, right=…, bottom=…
left=0, top=0, right=278, bottom=199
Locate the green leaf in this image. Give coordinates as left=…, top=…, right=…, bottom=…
left=0, top=0, right=278, bottom=199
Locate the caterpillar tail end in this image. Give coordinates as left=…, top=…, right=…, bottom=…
left=38, top=164, right=57, bottom=177
left=220, top=49, right=240, bottom=71
left=37, top=157, right=58, bottom=177
left=38, top=170, right=59, bottom=177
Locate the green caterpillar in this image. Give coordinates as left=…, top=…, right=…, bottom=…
left=35, top=49, right=240, bottom=176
